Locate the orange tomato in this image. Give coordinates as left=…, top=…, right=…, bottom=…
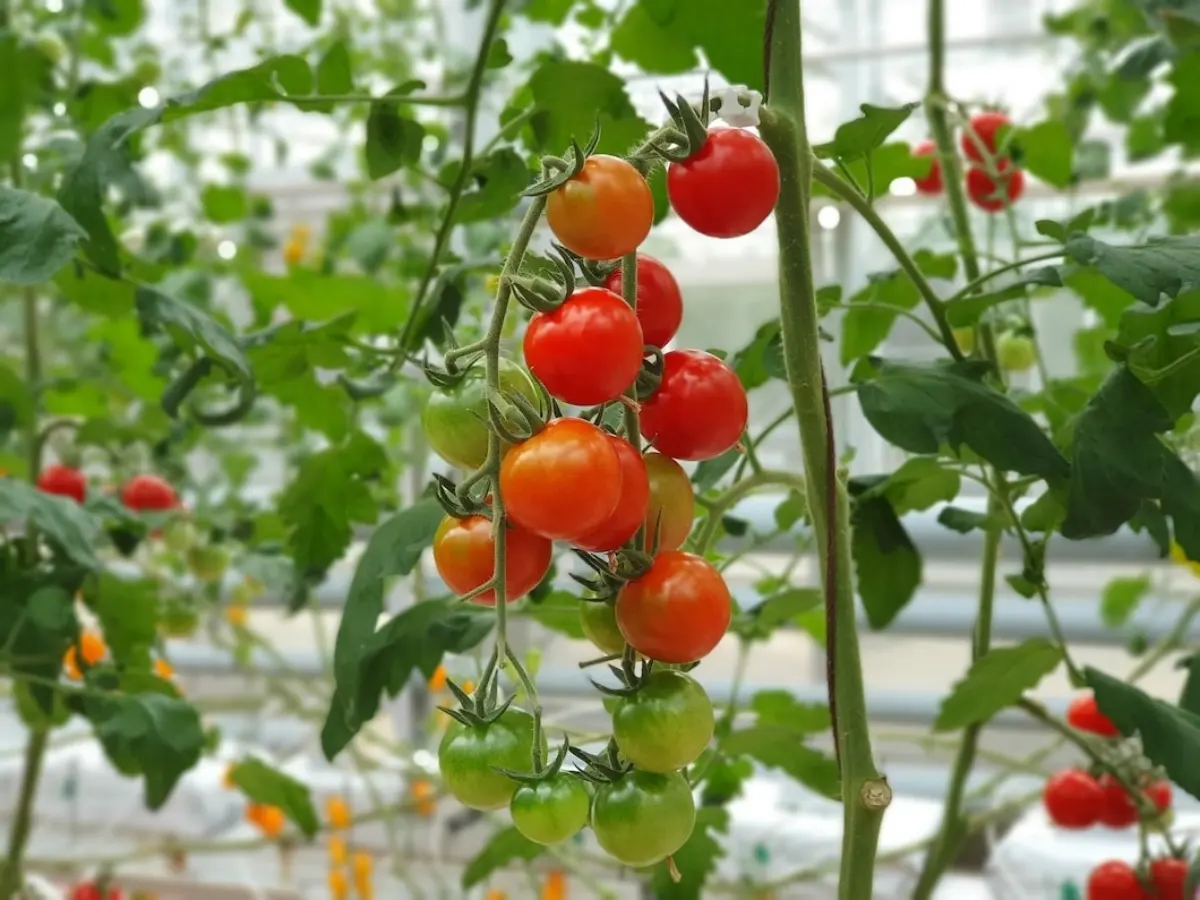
left=225, top=604, right=248, bottom=627
left=325, top=795, right=352, bottom=830
left=485, top=891, right=508, bottom=900
left=328, top=867, right=349, bottom=899
left=428, top=665, right=447, bottom=692
left=64, top=630, right=107, bottom=680
left=327, top=835, right=348, bottom=865
left=153, top=658, right=175, bottom=680
left=351, top=851, right=372, bottom=892
left=223, top=763, right=237, bottom=790
left=247, top=802, right=285, bottom=839
left=411, top=779, right=436, bottom=818
left=542, top=869, right=567, bottom=900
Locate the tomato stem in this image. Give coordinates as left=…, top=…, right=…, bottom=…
left=760, top=3, right=886, bottom=898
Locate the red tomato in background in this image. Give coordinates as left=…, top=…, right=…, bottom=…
left=615, top=550, right=731, bottom=663
left=960, top=111, right=1012, bottom=163
left=1042, top=768, right=1103, bottom=829
left=432, top=514, right=551, bottom=605
left=121, top=474, right=178, bottom=511
left=1145, top=779, right=1172, bottom=815
left=1097, top=774, right=1139, bottom=829
left=69, top=881, right=123, bottom=900
left=572, top=436, right=650, bottom=553
left=965, top=164, right=1024, bottom=212
left=640, top=350, right=748, bottom=461
left=546, top=155, right=653, bottom=261
left=1086, top=860, right=1150, bottom=900
left=666, top=128, right=780, bottom=238
left=1066, top=694, right=1120, bottom=737
left=499, top=418, right=622, bottom=542
left=524, top=287, right=644, bottom=406
left=37, top=464, right=87, bottom=504
left=911, top=141, right=943, bottom=195
left=603, top=255, right=684, bottom=349
left=1149, top=857, right=1188, bottom=900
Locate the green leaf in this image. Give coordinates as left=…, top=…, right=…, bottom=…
left=855, top=358, right=1070, bottom=480
left=1177, top=652, right=1200, bottom=719
left=934, top=639, right=1063, bottom=731
left=1086, top=666, right=1200, bottom=801
left=730, top=320, right=786, bottom=390
left=278, top=432, right=389, bottom=575
left=343, top=220, right=393, bottom=275
left=850, top=495, right=921, bottom=630
left=448, top=148, right=532, bottom=223
left=522, top=0, right=575, bottom=24
left=364, top=98, right=426, bottom=179
left=1100, top=575, right=1152, bottom=628
left=944, top=267, right=1064, bottom=327
left=284, top=0, right=321, bottom=25
left=812, top=142, right=934, bottom=201
left=87, top=574, right=158, bottom=662
left=242, top=269, right=409, bottom=332
left=0, top=188, right=88, bottom=285
left=691, top=449, right=740, bottom=492
left=1066, top=233, right=1200, bottom=307
left=0, top=363, right=33, bottom=438
left=521, top=590, right=584, bottom=640
left=610, top=2, right=698, bottom=74
left=84, top=691, right=205, bottom=809
left=1112, top=290, right=1200, bottom=418
left=813, top=103, right=919, bottom=160
left=462, top=827, right=542, bottom=888
left=937, top=506, right=994, bottom=534
left=749, top=690, right=831, bottom=732
left=649, top=808, right=727, bottom=899
left=525, top=61, right=651, bottom=155
left=200, top=185, right=248, bottom=223
left=722, top=727, right=840, bottom=799
left=136, top=286, right=251, bottom=383
left=1012, top=120, right=1075, bottom=188
left=0, top=582, right=79, bottom=712
left=1062, top=367, right=1200, bottom=562
left=0, top=479, right=102, bottom=569
left=229, top=758, right=319, bottom=838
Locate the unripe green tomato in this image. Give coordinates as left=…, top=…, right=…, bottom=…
left=162, top=521, right=197, bottom=555
left=34, top=32, right=67, bottom=65
left=996, top=333, right=1036, bottom=373
left=509, top=773, right=591, bottom=845
left=159, top=599, right=200, bottom=637
left=952, top=327, right=975, bottom=355
left=188, top=546, right=230, bottom=583
left=579, top=600, right=625, bottom=654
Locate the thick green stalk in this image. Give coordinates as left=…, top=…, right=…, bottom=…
left=761, top=3, right=888, bottom=898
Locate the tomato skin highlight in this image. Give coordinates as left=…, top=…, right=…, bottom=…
left=911, top=141, right=943, bottom=195
left=616, top=550, right=731, bottom=663
left=438, top=708, right=546, bottom=811
left=643, top=452, right=694, bottom=551
left=121, top=474, right=178, bottom=511
left=422, top=359, right=539, bottom=471
left=37, top=464, right=87, bottom=503
left=500, top=418, right=622, bottom=542
left=961, top=111, right=1012, bottom=163
left=1042, top=768, right=1103, bottom=829
left=1149, top=857, right=1188, bottom=900
left=667, top=128, right=780, bottom=238
left=965, top=164, right=1024, bottom=212
left=613, top=669, right=714, bottom=773
left=524, top=287, right=645, bottom=406
left=432, top=514, right=551, bottom=605
left=572, top=436, right=650, bottom=552
left=546, top=154, right=653, bottom=261
left=640, top=350, right=748, bottom=461
left=602, top=255, right=684, bottom=349
left=509, top=773, right=591, bottom=845
left=591, top=769, right=696, bottom=867
left=1086, top=860, right=1150, bottom=900
left=579, top=600, right=625, bottom=654
left=1067, top=694, right=1120, bottom=737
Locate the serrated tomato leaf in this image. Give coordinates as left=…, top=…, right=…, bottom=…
left=934, top=639, right=1063, bottom=731
left=0, top=188, right=88, bottom=285
left=229, top=758, right=319, bottom=838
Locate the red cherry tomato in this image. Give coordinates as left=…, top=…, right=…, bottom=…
left=523, top=287, right=644, bottom=406
left=499, top=418, right=622, bottom=541
left=666, top=128, right=780, bottom=238
left=965, top=163, right=1025, bottom=213
left=1042, top=768, right=1103, bottom=829
left=546, top=154, right=654, bottom=261
left=1087, top=860, right=1151, bottom=900
left=572, top=436, right=650, bottom=553
left=432, top=514, right=551, bottom=605
left=640, top=350, right=748, bottom=461
left=120, top=474, right=178, bottom=511
left=37, top=464, right=87, bottom=504
left=1149, top=857, right=1189, bottom=900
left=69, top=882, right=123, bottom=900
left=1146, top=779, right=1172, bottom=814
left=615, top=550, right=731, bottom=663
left=960, top=111, right=1012, bottom=163
left=1067, top=694, right=1120, bottom=737
left=1097, top=774, right=1139, bottom=829
left=602, top=255, right=683, bottom=349
left=911, top=141, right=943, bottom=195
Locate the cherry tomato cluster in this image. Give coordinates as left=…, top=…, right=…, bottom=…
left=429, top=113, right=781, bottom=870
left=1087, top=858, right=1189, bottom=900
left=912, top=110, right=1025, bottom=213
left=1043, top=695, right=1173, bottom=833
left=68, top=878, right=122, bottom=900
left=35, top=464, right=179, bottom=513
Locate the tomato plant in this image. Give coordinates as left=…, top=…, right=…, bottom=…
left=546, top=155, right=654, bottom=261
left=612, top=669, right=714, bottom=773
left=432, top=514, right=552, bottom=605
left=590, top=770, right=696, bottom=867
left=639, top=350, right=749, bottom=461
left=615, top=550, right=732, bottom=663
left=667, top=128, right=781, bottom=238
left=524, top=287, right=644, bottom=406
left=439, top=708, right=546, bottom=811
left=422, top=359, right=540, bottom=471
left=509, top=773, right=591, bottom=845
left=602, top=254, right=684, bottom=349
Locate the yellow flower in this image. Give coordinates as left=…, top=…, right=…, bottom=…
left=225, top=604, right=248, bottom=627
left=1170, top=542, right=1200, bottom=578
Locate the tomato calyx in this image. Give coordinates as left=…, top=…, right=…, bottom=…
left=509, top=245, right=578, bottom=314
left=646, top=86, right=713, bottom=164
left=570, top=545, right=655, bottom=598
left=569, top=739, right=634, bottom=785
left=491, top=734, right=575, bottom=785
left=523, top=128, right=602, bottom=197
left=439, top=676, right=513, bottom=730
left=431, top=474, right=490, bottom=519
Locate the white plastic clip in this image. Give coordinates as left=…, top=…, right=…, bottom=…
left=713, top=85, right=763, bottom=128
